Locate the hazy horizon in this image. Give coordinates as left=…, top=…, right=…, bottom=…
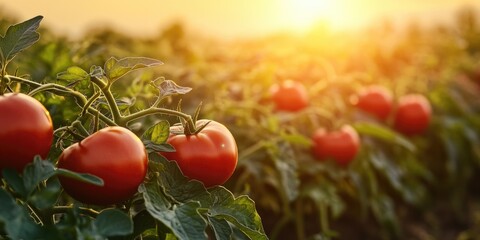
left=1, top=1, right=479, bottom=40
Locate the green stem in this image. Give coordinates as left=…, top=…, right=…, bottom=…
left=0, top=62, right=7, bottom=94
left=233, top=170, right=251, bottom=194
left=26, top=203, right=44, bottom=225
left=81, top=91, right=101, bottom=117
left=72, top=120, right=90, bottom=136
left=54, top=126, right=86, bottom=141
left=102, top=84, right=122, bottom=123
left=27, top=83, right=59, bottom=96
left=271, top=186, right=294, bottom=240
left=151, top=94, right=164, bottom=108
left=52, top=206, right=100, bottom=218
left=91, top=77, right=122, bottom=124
left=270, top=213, right=292, bottom=240
left=295, top=199, right=305, bottom=240
left=319, top=201, right=331, bottom=238
left=9, top=75, right=116, bottom=126
left=121, top=107, right=195, bottom=132
left=238, top=141, right=266, bottom=161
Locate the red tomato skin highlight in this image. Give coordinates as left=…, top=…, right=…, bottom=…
left=311, top=125, right=360, bottom=166
left=393, top=94, right=432, bottom=136
left=58, top=127, right=148, bottom=205
left=161, top=120, right=238, bottom=187
left=0, top=93, right=53, bottom=173
left=270, top=80, right=309, bottom=112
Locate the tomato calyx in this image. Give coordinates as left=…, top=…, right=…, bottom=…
left=171, top=120, right=212, bottom=136
left=173, top=101, right=211, bottom=136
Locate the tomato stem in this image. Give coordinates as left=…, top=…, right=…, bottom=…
left=319, top=201, right=331, bottom=237
left=91, top=77, right=122, bottom=124
left=238, top=141, right=266, bottom=161
left=54, top=126, right=86, bottom=141
left=269, top=213, right=292, bottom=240
left=0, top=62, right=6, bottom=95
left=121, top=107, right=196, bottom=133
left=26, top=203, right=45, bottom=225
left=72, top=120, right=90, bottom=136
left=8, top=75, right=116, bottom=126
left=81, top=90, right=101, bottom=117
left=52, top=206, right=100, bottom=218
left=295, top=199, right=306, bottom=240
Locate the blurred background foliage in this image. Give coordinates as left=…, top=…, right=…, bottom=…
left=2, top=6, right=480, bottom=240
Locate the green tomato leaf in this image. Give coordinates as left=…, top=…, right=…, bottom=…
left=301, top=182, right=345, bottom=219
left=370, top=194, right=400, bottom=238
left=208, top=216, right=233, bottom=240
left=57, top=66, right=89, bottom=82
left=143, top=120, right=170, bottom=145
left=208, top=187, right=268, bottom=240
left=95, top=209, right=133, bottom=237
left=29, top=178, right=62, bottom=210
left=139, top=180, right=208, bottom=240
left=104, top=57, right=163, bottom=81
left=148, top=154, right=212, bottom=206
left=54, top=205, right=102, bottom=239
left=55, top=168, right=104, bottom=186
left=0, top=15, right=43, bottom=64
left=90, top=65, right=105, bottom=78
left=95, top=96, right=135, bottom=111
left=131, top=210, right=156, bottom=238
left=2, top=168, right=27, bottom=197
left=22, top=156, right=56, bottom=197
left=144, top=141, right=175, bottom=154
left=0, top=188, right=43, bottom=239
left=267, top=142, right=299, bottom=202
left=142, top=153, right=266, bottom=240
left=353, top=122, right=416, bottom=151
left=154, top=79, right=192, bottom=98
left=280, top=132, right=313, bottom=147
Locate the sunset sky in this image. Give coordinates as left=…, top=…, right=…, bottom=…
left=1, top=0, right=479, bottom=39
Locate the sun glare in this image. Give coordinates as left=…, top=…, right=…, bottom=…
left=278, top=0, right=345, bottom=32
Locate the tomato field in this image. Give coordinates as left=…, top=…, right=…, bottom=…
left=1, top=6, right=480, bottom=240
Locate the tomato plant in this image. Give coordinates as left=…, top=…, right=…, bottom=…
left=3, top=7, right=480, bottom=240
left=0, top=93, right=53, bottom=173
left=269, top=80, right=308, bottom=112
left=0, top=16, right=266, bottom=240
left=161, top=119, right=238, bottom=187
left=58, top=126, right=148, bottom=205
left=311, top=125, right=360, bottom=166
left=393, top=94, right=432, bottom=136
left=353, top=85, right=393, bottom=121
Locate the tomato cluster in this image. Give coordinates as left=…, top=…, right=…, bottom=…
left=269, top=83, right=432, bottom=167
left=353, top=86, right=432, bottom=136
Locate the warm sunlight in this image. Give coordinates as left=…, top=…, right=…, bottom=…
left=1, top=0, right=479, bottom=38
left=277, top=0, right=345, bottom=31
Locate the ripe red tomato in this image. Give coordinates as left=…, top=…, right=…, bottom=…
left=269, top=80, right=308, bottom=112
left=58, top=127, right=148, bottom=205
left=393, top=94, right=432, bottom=136
left=0, top=93, right=53, bottom=173
left=160, top=120, right=238, bottom=187
left=354, top=85, right=393, bottom=120
left=311, top=125, right=360, bottom=166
